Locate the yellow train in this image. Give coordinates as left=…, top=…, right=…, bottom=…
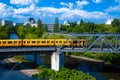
left=0, top=39, right=86, bottom=47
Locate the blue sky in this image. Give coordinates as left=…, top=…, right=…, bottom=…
left=0, top=0, right=120, bottom=24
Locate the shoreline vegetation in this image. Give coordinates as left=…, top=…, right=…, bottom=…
left=69, top=54, right=120, bottom=69
left=69, top=55, right=104, bottom=63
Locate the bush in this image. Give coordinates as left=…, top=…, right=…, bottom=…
left=83, top=52, right=96, bottom=58
left=36, top=66, right=96, bottom=80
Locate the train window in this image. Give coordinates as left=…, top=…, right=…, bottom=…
left=27, top=41, right=30, bottom=43
left=59, top=41, right=62, bottom=43
left=42, top=41, right=45, bottom=43
left=19, top=41, right=21, bottom=43
left=24, top=41, right=26, bottom=43
left=47, top=41, right=50, bottom=43
left=14, top=41, right=17, bottom=44
left=56, top=41, right=58, bottom=43
left=37, top=41, right=40, bottom=43
left=69, top=41, right=72, bottom=43
left=32, top=41, right=36, bottom=43
left=0, top=41, right=1, bottom=44
left=3, top=41, right=6, bottom=44
left=51, top=41, right=54, bottom=43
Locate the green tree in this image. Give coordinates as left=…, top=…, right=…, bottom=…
left=37, top=19, right=43, bottom=34
left=60, top=24, right=69, bottom=31
left=111, top=18, right=120, bottom=27
left=17, top=26, right=26, bottom=39
left=36, top=66, right=96, bottom=80
left=80, top=19, right=84, bottom=26
left=53, top=17, right=59, bottom=32
left=68, top=21, right=77, bottom=28
left=0, top=26, right=10, bottom=39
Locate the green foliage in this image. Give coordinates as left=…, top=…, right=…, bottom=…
left=41, top=33, right=67, bottom=39
left=111, top=18, right=120, bottom=27
left=60, top=24, right=69, bottom=31
left=37, top=19, right=43, bottom=34
left=53, top=17, right=59, bottom=32
left=36, top=66, right=96, bottom=80
left=104, top=53, right=120, bottom=65
left=71, top=52, right=120, bottom=66
left=17, top=25, right=42, bottom=39
left=0, top=26, right=10, bottom=39
left=17, top=26, right=26, bottom=39
left=83, top=52, right=96, bottom=58
left=60, top=19, right=120, bottom=33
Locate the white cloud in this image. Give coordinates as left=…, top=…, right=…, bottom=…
left=105, top=5, right=120, bottom=12
left=0, top=1, right=110, bottom=23
left=10, top=0, right=39, bottom=6
left=76, top=0, right=89, bottom=6
left=75, top=0, right=89, bottom=9
left=93, top=0, right=102, bottom=3
left=60, top=2, right=74, bottom=9
left=115, top=0, right=120, bottom=3
left=31, top=7, right=109, bottom=20
left=14, top=4, right=36, bottom=14
left=0, top=3, right=13, bottom=17
left=60, top=0, right=89, bottom=9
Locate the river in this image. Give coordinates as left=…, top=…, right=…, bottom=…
left=0, top=33, right=120, bottom=80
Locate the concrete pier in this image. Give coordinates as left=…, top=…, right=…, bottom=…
left=51, top=52, right=64, bottom=71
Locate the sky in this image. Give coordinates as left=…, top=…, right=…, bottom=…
left=0, top=0, right=120, bottom=24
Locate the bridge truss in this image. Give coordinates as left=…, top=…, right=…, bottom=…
left=47, top=33, right=120, bottom=53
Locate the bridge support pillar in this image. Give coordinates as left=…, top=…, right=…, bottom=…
left=34, top=54, right=37, bottom=64
left=51, top=52, right=64, bottom=71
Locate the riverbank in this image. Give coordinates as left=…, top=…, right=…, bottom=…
left=69, top=55, right=104, bottom=63
left=69, top=55, right=120, bottom=69
left=4, top=58, right=38, bottom=77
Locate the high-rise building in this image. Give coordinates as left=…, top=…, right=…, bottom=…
left=0, top=19, right=13, bottom=27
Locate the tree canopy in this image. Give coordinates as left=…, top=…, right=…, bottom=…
left=35, top=65, right=96, bottom=80
left=53, top=17, right=59, bottom=32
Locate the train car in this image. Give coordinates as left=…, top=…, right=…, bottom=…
left=54, top=39, right=86, bottom=47
left=0, top=39, right=86, bottom=47
left=0, top=39, right=22, bottom=47
left=23, top=39, right=55, bottom=46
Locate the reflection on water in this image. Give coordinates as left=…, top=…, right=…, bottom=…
left=65, top=56, right=120, bottom=80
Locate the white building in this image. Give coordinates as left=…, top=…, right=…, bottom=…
left=63, top=20, right=69, bottom=26
left=0, top=19, right=13, bottom=27
left=105, top=19, right=113, bottom=25
left=44, top=24, right=54, bottom=32
left=23, top=22, right=37, bottom=27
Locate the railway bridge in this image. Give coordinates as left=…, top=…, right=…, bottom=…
left=0, top=33, right=120, bottom=71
